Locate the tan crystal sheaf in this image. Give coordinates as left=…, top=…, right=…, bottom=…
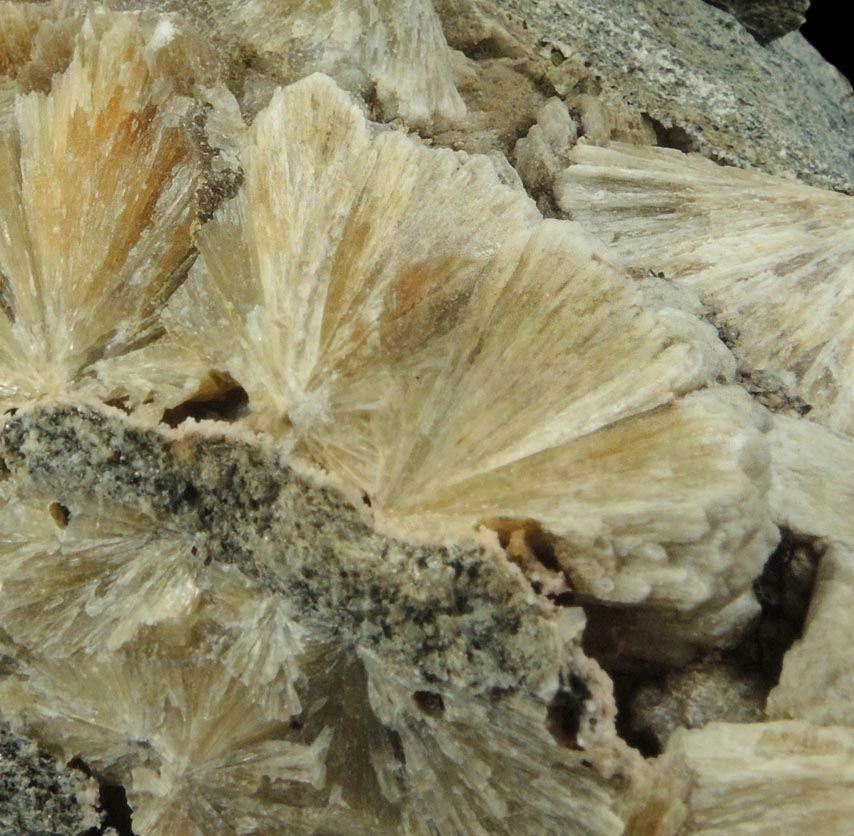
left=764, top=416, right=854, bottom=727
left=8, top=3, right=852, bottom=835
left=555, top=142, right=854, bottom=435
left=3, top=631, right=625, bottom=836
left=767, top=542, right=854, bottom=726
left=0, top=16, right=651, bottom=834
left=768, top=413, right=854, bottom=543
left=208, top=0, right=466, bottom=127
left=0, top=488, right=199, bottom=655
left=630, top=721, right=854, bottom=835
left=0, top=0, right=116, bottom=119
left=0, top=401, right=633, bottom=836
left=0, top=623, right=335, bottom=836
left=0, top=9, right=199, bottom=408
left=0, top=1, right=46, bottom=83
left=158, top=73, right=777, bottom=653
left=0, top=1, right=221, bottom=96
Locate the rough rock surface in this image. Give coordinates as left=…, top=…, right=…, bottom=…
left=437, top=0, right=854, bottom=192
left=0, top=399, right=640, bottom=836
left=705, top=0, right=810, bottom=43
left=0, top=720, right=100, bottom=836
left=52, top=0, right=854, bottom=192
left=626, top=662, right=766, bottom=753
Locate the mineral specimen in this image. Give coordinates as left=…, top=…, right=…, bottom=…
left=153, top=72, right=780, bottom=663
left=0, top=7, right=643, bottom=834
left=0, top=1, right=852, bottom=835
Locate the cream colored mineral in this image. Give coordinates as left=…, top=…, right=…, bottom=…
left=556, top=142, right=854, bottom=435
left=0, top=9, right=199, bottom=408
left=0, top=0, right=221, bottom=100
left=0, top=10, right=651, bottom=833
left=0, top=2, right=852, bottom=834
left=767, top=543, right=854, bottom=727
left=631, top=720, right=854, bottom=835
left=153, top=72, right=779, bottom=656
left=208, top=0, right=465, bottom=127
left=0, top=400, right=640, bottom=836
left=513, top=96, right=577, bottom=208
left=0, top=486, right=199, bottom=655
left=768, top=413, right=854, bottom=542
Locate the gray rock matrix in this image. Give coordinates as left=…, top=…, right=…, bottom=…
left=706, top=0, right=809, bottom=43
left=0, top=721, right=96, bottom=836
left=441, top=0, right=853, bottom=192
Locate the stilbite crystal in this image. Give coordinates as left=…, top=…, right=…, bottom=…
left=0, top=8, right=199, bottom=408
left=767, top=543, right=854, bottom=727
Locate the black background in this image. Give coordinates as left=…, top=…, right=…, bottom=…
left=801, top=0, right=852, bottom=83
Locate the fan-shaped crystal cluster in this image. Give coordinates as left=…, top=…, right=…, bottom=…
left=556, top=142, right=854, bottom=435
left=0, top=5, right=201, bottom=408
left=1, top=2, right=852, bottom=835
left=207, top=0, right=466, bottom=127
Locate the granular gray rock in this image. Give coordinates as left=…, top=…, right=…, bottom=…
left=0, top=721, right=99, bottom=836
left=705, top=0, right=809, bottom=43
left=438, top=0, right=854, bottom=192
left=1, top=403, right=568, bottom=697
